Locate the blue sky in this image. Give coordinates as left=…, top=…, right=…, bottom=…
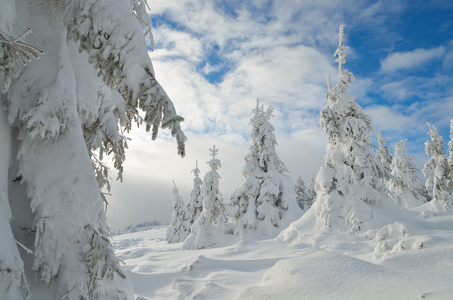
left=107, top=0, right=453, bottom=229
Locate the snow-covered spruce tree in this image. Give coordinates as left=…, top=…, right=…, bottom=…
left=229, top=100, right=297, bottom=238
left=1, top=1, right=185, bottom=299
left=166, top=181, right=189, bottom=243
left=307, top=176, right=317, bottom=207
left=182, top=146, right=229, bottom=249
left=186, top=161, right=203, bottom=227
left=295, top=175, right=311, bottom=211
left=423, top=123, right=453, bottom=208
left=376, top=132, right=393, bottom=183
left=388, top=139, right=427, bottom=209
left=314, top=25, right=390, bottom=231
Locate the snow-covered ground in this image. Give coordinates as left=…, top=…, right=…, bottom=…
left=113, top=206, right=453, bottom=300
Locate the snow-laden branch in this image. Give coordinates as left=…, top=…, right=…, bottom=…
left=0, top=28, right=42, bottom=91
left=64, top=0, right=186, bottom=156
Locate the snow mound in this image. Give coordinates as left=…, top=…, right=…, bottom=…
left=279, top=196, right=398, bottom=247
left=366, top=222, right=421, bottom=254
left=239, top=250, right=453, bottom=300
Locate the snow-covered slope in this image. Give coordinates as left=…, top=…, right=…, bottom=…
left=113, top=208, right=453, bottom=300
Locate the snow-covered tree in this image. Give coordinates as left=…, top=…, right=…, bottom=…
left=314, top=25, right=390, bottom=231
left=376, top=132, right=393, bottom=182
left=295, top=175, right=312, bottom=211
left=423, top=123, right=453, bottom=208
left=307, top=176, right=317, bottom=207
left=388, top=139, right=427, bottom=209
left=186, top=161, right=203, bottom=226
left=229, top=100, right=297, bottom=238
left=0, top=1, right=185, bottom=298
left=166, top=181, right=189, bottom=243
left=182, top=146, right=229, bottom=249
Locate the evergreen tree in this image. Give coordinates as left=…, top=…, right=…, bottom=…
left=388, top=139, right=427, bottom=209
left=186, top=161, right=203, bottom=227
left=307, top=176, right=317, bottom=207
left=229, top=100, right=297, bottom=238
left=376, top=132, right=393, bottom=182
left=314, top=25, right=390, bottom=231
left=0, top=1, right=185, bottom=298
left=423, top=123, right=453, bottom=208
left=182, top=146, right=228, bottom=249
left=295, top=175, right=307, bottom=210
left=166, top=181, right=189, bottom=243
left=295, top=175, right=311, bottom=211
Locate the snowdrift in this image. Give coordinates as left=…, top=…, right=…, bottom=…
left=113, top=205, right=453, bottom=299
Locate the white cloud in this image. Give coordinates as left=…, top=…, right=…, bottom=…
left=151, top=26, right=203, bottom=62
left=379, top=74, right=452, bottom=103
left=348, top=77, right=374, bottom=104
left=364, top=105, right=421, bottom=137
left=364, top=97, right=453, bottom=155
left=379, top=80, right=411, bottom=101
left=201, top=63, right=223, bottom=75
left=380, top=47, right=446, bottom=73
left=150, top=17, right=335, bottom=139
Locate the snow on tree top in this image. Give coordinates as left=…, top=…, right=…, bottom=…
left=208, top=145, right=221, bottom=172
left=210, top=145, right=219, bottom=159
left=334, top=25, right=349, bottom=73
left=192, top=160, right=201, bottom=178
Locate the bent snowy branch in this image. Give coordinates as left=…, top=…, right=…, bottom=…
left=64, top=0, right=186, bottom=156
left=0, top=28, right=42, bottom=92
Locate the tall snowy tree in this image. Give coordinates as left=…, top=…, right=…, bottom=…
left=186, top=161, right=203, bottom=227
left=307, top=176, right=317, bottom=207
left=376, top=132, right=393, bottom=183
left=388, top=139, right=428, bottom=209
left=166, top=181, right=189, bottom=243
left=423, top=123, right=453, bottom=209
left=229, top=100, right=298, bottom=238
left=182, top=146, right=229, bottom=249
left=314, top=25, right=390, bottom=231
left=0, top=1, right=185, bottom=299
left=295, top=175, right=311, bottom=211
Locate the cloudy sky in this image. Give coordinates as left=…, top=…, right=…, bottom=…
left=106, top=0, right=453, bottom=230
